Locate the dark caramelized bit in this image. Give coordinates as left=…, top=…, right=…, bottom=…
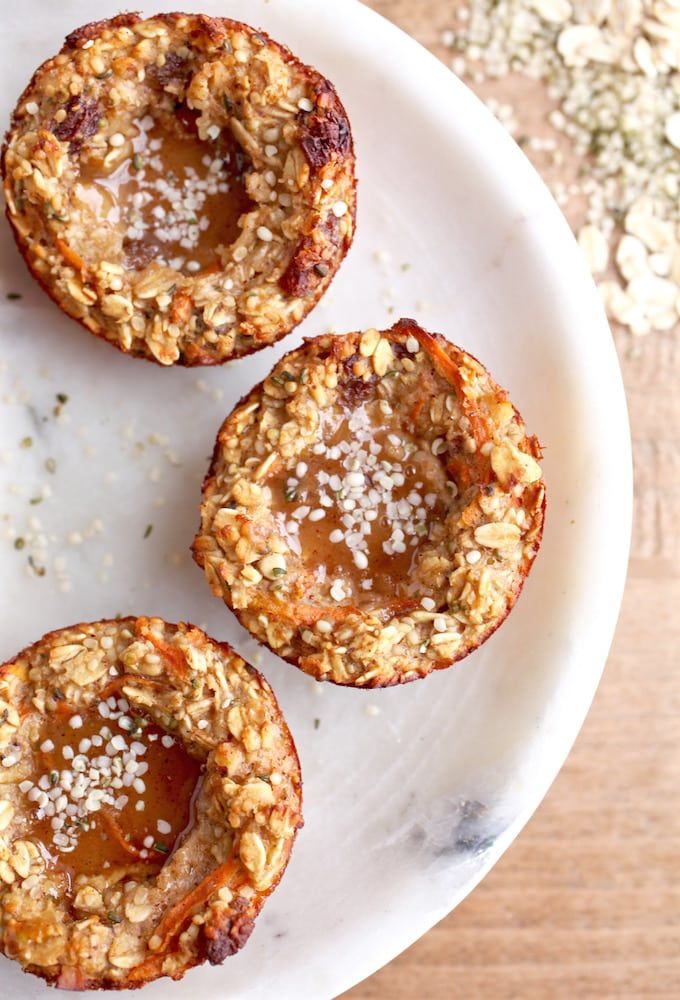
left=148, top=52, right=190, bottom=89
left=64, top=14, right=139, bottom=49
left=204, top=905, right=255, bottom=964
left=300, top=84, right=353, bottom=170
left=280, top=214, right=341, bottom=296
left=52, top=96, right=101, bottom=150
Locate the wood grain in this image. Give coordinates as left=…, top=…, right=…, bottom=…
left=343, top=3, right=680, bottom=997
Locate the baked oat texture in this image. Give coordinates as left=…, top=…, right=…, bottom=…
left=1, top=12, right=355, bottom=365
left=193, top=319, right=546, bottom=687
left=0, top=617, right=302, bottom=989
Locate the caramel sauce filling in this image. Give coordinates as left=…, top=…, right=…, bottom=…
left=269, top=402, right=448, bottom=604
left=74, top=112, right=253, bottom=273
left=26, top=702, right=202, bottom=880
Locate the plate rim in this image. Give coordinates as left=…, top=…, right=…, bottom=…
left=327, top=0, right=633, bottom=994
left=0, top=1, right=633, bottom=996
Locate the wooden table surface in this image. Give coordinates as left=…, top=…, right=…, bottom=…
left=343, top=3, right=680, bottom=997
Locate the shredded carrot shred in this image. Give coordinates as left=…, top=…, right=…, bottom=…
left=55, top=237, right=89, bottom=276
left=411, top=326, right=490, bottom=447
left=254, top=594, right=420, bottom=629
left=410, top=325, right=496, bottom=494
left=410, top=396, right=426, bottom=426
left=100, top=809, right=159, bottom=863
left=135, top=619, right=189, bottom=681
left=126, top=955, right=165, bottom=983
left=446, top=456, right=483, bottom=492
left=99, top=674, right=164, bottom=700
left=278, top=601, right=358, bottom=626
left=149, top=858, right=243, bottom=954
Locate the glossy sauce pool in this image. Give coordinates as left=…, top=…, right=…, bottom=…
left=268, top=401, right=448, bottom=605
left=75, top=111, right=253, bottom=273
left=25, top=702, right=202, bottom=884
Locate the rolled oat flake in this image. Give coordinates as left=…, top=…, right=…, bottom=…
left=443, top=0, right=680, bottom=338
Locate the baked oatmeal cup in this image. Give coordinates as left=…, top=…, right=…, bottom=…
left=2, top=12, right=355, bottom=365
left=0, top=617, right=302, bottom=988
left=193, top=319, right=546, bottom=687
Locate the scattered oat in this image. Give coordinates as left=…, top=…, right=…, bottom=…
left=442, top=0, right=680, bottom=337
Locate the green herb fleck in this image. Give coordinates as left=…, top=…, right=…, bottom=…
left=13, top=537, right=25, bottom=550
left=129, top=717, right=144, bottom=737
left=313, top=718, right=320, bottom=730
left=281, top=371, right=297, bottom=382
left=284, top=489, right=297, bottom=502
left=44, top=201, right=68, bottom=223
left=28, top=555, right=46, bottom=576
left=271, top=566, right=287, bottom=577
left=20, top=436, right=33, bottom=449
left=29, top=496, right=43, bottom=506
left=154, top=842, right=169, bottom=854
left=45, top=457, right=57, bottom=474
left=270, top=375, right=285, bottom=387
left=143, top=523, right=153, bottom=539
left=49, top=770, right=58, bottom=786
left=6, top=292, right=22, bottom=301
left=132, top=152, right=144, bottom=171
left=53, top=391, right=70, bottom=417
left=107, top=912, right=122, bottom=925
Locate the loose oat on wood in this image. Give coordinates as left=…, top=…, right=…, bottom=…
left=443, top=0, right=680, bottom=338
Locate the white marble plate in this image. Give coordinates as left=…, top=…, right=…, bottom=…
left=0, top=1, right=632, bottom=997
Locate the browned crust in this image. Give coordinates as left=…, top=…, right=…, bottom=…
left=1, top=12, right=357, bottom=367
left=0, top=616, right=303, bottom=989
left=192, top=318, right=547, bottom=688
